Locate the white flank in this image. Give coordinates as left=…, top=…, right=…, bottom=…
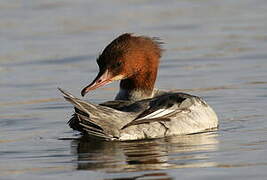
left=138, top=109, right=175, bottom=120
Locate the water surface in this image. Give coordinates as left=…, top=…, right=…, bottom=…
left=1, top=0, right=267, bottom=179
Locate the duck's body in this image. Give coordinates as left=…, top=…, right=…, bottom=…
left=59, top=33, right=218, bottom=141
left=60, top=89, right=218, bottom=141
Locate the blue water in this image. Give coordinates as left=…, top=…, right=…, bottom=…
left=1, top=0, right=267, bottom=179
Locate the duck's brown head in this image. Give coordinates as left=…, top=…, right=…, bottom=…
left=81, top=33, right=163, bottom=97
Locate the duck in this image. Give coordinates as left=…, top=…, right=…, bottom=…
left=59, top=33, right=218, bottom=141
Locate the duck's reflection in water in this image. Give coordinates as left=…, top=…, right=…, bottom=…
left=104, top=172, right=172, bottom=180
left=70, top=132, right=218, bottom=178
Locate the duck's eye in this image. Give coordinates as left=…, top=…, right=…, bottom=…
left=113, top=61, right=122, bottom=69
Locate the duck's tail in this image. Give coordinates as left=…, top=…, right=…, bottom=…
left=58, top=88, right=130, bottom=141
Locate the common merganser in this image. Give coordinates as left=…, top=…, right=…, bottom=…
left=59, top=33, right=218, bottom=141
